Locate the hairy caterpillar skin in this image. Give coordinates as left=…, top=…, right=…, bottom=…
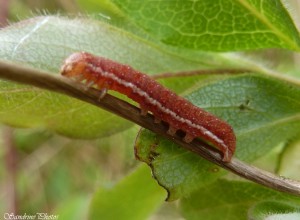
left=60, top=52, right=236, bottom=162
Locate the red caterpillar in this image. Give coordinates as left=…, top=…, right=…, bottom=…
left=60, top=52, right=236, bottom=162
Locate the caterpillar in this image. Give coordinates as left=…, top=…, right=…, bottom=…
left=60, top=52, right=236, bottom=162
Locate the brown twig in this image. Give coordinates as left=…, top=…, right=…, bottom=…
left=0, top=60, right=300, bottom=196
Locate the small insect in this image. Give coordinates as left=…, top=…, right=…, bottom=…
left=60, top=52, right=236, bottom=162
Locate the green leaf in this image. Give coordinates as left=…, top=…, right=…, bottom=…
left=185, top=74, right=300, bottom=161
left=88, top=164, right=166, bottom=220
left=180, top=180, right=300, bottom=220
left=0, top=16, right=240, bottom=138
left=0, top=80, right=130, bottom=138
left=0, top=16, right=229, bottom=75
left=112, top=0, right=300, bottom=51
left=249, top=201, right=300, bottom=220
left=75, top=0, right=160, bottom=45
left=76, top=0, right=120, bottom=16
left=135, top=129, right=225, bottom=201
left=135, top=74, right=300, bottom=200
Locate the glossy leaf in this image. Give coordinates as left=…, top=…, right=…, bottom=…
left=112, top=0, right=300, bottom=51
left=135, top=74, right=300, bottom=200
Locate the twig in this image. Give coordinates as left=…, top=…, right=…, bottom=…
left=0, top=60, right=300, bottom=196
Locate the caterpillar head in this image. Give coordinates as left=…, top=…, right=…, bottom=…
left=60, top=52, right=90, bottom=80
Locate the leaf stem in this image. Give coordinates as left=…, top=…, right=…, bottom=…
left=0, top=60, right=300, bottom=197
left=152, top=68, right=251, bottom=79
left=222, top=53, right=300, bottom=86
